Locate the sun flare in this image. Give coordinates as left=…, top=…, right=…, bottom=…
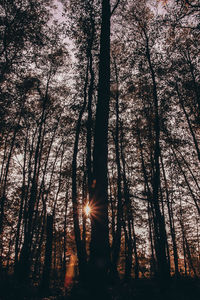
left=84, top=202, right=91, bottom=217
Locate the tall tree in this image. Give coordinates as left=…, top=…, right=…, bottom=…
left=89, top=0, right=111, bottom=286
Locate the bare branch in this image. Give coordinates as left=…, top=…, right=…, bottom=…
left=111, top=0, right=120, bottom=16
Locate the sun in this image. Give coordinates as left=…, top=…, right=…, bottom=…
left=84, top=202, right=91, bottom=217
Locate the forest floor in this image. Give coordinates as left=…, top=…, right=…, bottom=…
left=1, top=277, right=200, bottom=300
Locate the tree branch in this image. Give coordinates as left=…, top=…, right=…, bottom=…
left=111, top=0, right=120, bottom=16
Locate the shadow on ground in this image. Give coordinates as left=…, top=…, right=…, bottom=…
left=1, top=277, right=200, bottom=300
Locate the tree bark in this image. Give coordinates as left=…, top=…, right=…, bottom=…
left=110, top=57, right=123, bottom=280
left=160, top=153, right=180, bottom=277
left=40, top=214, right=53, bottom=293
left=71, top=62, right=89, bottom=279
left=144, top=31, right=170, bottom=279
left=90, top=0, right=111, bottom=285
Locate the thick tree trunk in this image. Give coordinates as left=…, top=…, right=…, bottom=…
left=89, top=0, right=111, bottom=286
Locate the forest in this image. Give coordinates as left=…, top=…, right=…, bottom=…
left=0, top=0, right=200, bottom=299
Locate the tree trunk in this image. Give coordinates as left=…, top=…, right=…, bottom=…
left=14, top=134, right=28, bottom=275
left=89, top=0, right=111, bottom=286
left=40, top=214, right=53, bottom=293
left=144, top=31, right=170, bottom=279
left=63, top=183, right=69, bottom=274
left=17, top=77, right=49, bottom=281
left=172, top=148, right=200, bottom=215
left=110, top=57, right=123, bottom=280
left=71, top=62, right=89, bottom=279
left=176, top=82, right=200, bottom=162
left=86, top=16, right=95, bottom=202
left=160, top=153, right=180, bottom=277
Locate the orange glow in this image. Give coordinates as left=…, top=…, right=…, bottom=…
left=84, top=202, right=91, bottom=217
left=157, top=0, right=168, bottom=5
left=64, top=254, right=76, bottom=290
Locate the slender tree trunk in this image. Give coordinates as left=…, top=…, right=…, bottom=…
left=122, top=218, right=132, bottom=280
left=136, top=123, right=158, bottom=277
left=0, top=101, right=25, bottom=236
left=184, top=235, right=197, bottom=278
left=186, top=49, right=200, bottom=113
left=144, top=31, right=170, bottom=279
left=32, top=209, right=46, bottom=282
left=160, top=187, right=171, bottom=274
left=17, top=77, right=49, bottom=281
left=14, top=133, right=28, bottom=275
left=176, top=82, right=200, bottom=162
left=111, top=57, right=123, bottom=279
left=72, top=62, right=89, bottom=278
left=81, top=158, right=87, bottom=258
left=63, top=183, right=69, bottom=274
left=132, top=221, right=139, bottom=279
left=109, top=175, right=116, bottom=243
left=121, top=125, right=139, bottom=280
left=86, top=16, right=95, bottom=202
left=172, top=148, right=200, bottom=215
left=160, top=153, right=180, bottom=277
left=174, top=146, right=200, bottom=192
left=40, top=214, right=54, bottom=292
left=148, top=201, right=156, bottom=277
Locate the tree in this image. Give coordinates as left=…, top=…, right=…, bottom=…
left=89, top=0, right=111, bottom=285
